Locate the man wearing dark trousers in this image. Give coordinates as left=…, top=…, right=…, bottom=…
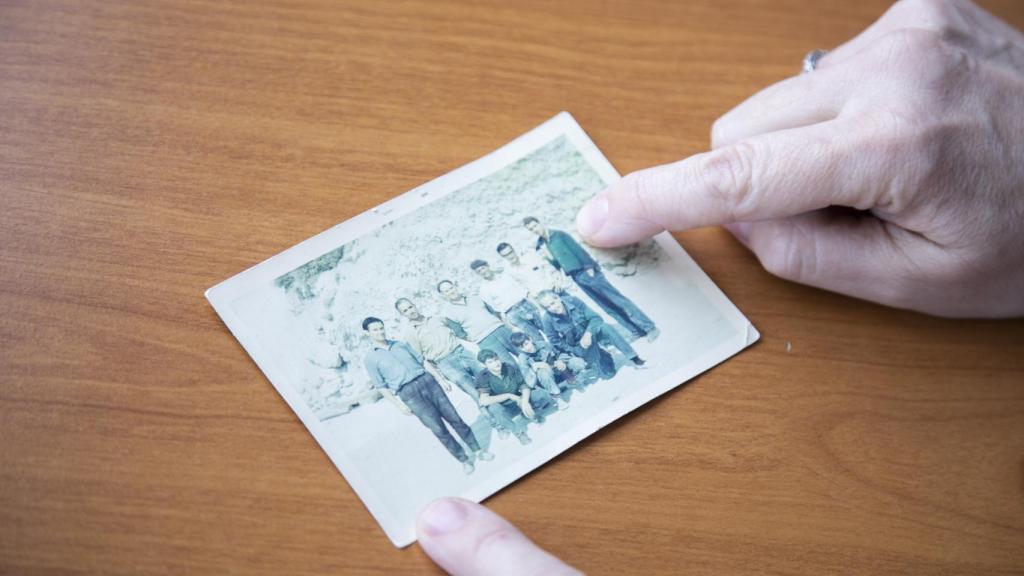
left=509, top=331, right=586, bottom=403
left=474, top=349, right=558, bottom=446
left=437, top=279, right=521, bottom=367
left=523, top=216, right=659, bottom=342
left=471, top=259, right=547, bottom=346
left=537, top=290, right=648, bottom=379
left=361, top=316, right=493, bottom=474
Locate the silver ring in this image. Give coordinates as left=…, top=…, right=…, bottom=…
left=802, top=49, right=828, bottom=74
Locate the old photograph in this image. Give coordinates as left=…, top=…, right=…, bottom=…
left=206, top=112, right=758, bottom=546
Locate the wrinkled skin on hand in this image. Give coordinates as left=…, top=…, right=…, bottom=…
left=577, top=0, right=1024, bottom=318
left=417, top=3, right=1024, bottom=575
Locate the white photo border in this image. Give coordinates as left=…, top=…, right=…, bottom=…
left=206, top=112, right=760, bottom=547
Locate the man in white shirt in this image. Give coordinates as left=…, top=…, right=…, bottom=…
left=396, top=297, right=508, bottom=436
left=470, top=259, right=546, bottom=345
left=437, top=279, right=520, bottom=368
left=495, top=241, right=568, bottom=298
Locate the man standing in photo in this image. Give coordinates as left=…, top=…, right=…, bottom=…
left=395, top=297, right=507, bottom=437
left=470, top=259, right=546, bottom=345
left=361, top=316, right=493, bottom=474
left=436, top=279, right=520, bottom=367
left=496, top=241, right=568, bottom=299
left=523, top=216, right=659, bottom=342
left=537, top=290, right=648, bottom=378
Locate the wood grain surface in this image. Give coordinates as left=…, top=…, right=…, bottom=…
left=2, top=1, right=1023, bottom=574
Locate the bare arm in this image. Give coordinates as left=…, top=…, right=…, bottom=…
left=423, top=362, right=451, bottom=392
left=479, top=391, right=519, bottom=406
left=519, top=387, right=535, bottom=420
left=380, top=388, right=412, bottom=415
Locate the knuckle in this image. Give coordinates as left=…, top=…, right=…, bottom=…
left=710, top=117, right=731, bottom=149
left=700, top=142, right=758, bottom=220
left=895, top=0, right=943, bottom=16
left=756, top=225, right=815, bottom=283
left=472, top=524, right=519, bottom=562
left=874, top=28, right=947, bottom=66
left=865, top=105, right=921, bottom=139
left=858, top=110, right=917, bottom=212
left=891, top=0, right=961, bottom=34
left=869, top=25, right=976, bottom=83
left=621, top=170, right=659, bottom=219
left=857, top=105, right=948, bottom=213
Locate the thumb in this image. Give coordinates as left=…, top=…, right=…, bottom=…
left=726, top=210, right=931, bottom=310
left=417, top=498, right=582, bottom=576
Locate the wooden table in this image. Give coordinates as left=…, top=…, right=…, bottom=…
left=3, top=1, right=1023, bottom=574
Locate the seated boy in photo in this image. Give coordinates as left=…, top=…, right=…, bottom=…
left=474, top=348, right=558, bottom=445
left=509, top=332, right=593, bottom=403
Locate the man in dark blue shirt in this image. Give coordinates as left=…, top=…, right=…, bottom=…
left=474, top=349, right=558, bottom=445
left=524, top=216, right=660, bottom=342
left=362, top=316, right=493, bottom=474
left=509, top=331, right=590, bottom=401
left=537, top=290, right=647, bottom=379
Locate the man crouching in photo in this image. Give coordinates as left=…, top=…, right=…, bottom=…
left=537, top=290, right=648, bottom=378
left=474, top=349, right=558, bottom=446
left=509, top=331, right=590, bottom=405
left=361, top=317, right=493, bottom=475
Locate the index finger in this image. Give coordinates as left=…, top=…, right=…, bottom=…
left=576, top=117, right=886, bottom=247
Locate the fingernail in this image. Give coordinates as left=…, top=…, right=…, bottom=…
left=420, top=498, right=468, bottom=536
left=576, top=196, right=608, bottom=238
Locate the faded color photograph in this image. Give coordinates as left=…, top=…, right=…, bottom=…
left=210, top=114, right=756, bottom=546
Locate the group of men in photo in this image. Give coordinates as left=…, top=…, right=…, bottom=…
left=361, top=216, right=660, bottom=474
